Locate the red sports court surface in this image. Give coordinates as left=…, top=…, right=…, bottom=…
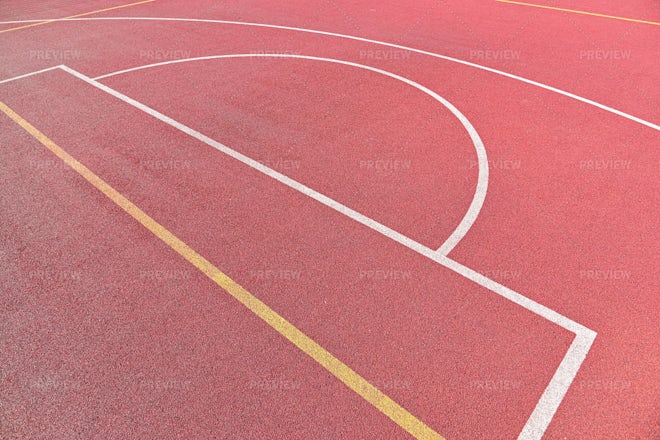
left=0, top=1, right=658, bottom=439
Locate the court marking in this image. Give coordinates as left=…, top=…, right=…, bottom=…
left=0, top=65, right=61, bottom=85
left=0, top=99, right=445, bottom=440
left=0, top=56, right=600, bottom=438
left=93, top=53, right=489, bottom=257
left=0, top=17, right=657, bottom=132
left=496, top=0, right=660, bottom=27
left=1, top=5, right=653, bottom=438
left=0, top=0, right=156, bottom=35
left=58, top=64, right=592, bottom=440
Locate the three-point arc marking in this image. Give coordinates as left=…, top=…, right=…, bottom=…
left=0, top=16, right=657, bottom=132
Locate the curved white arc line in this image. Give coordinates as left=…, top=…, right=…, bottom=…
left=1, top=16, right=657, bottom=131
left=94, top=53, right=489, bottom=256
left=438, top=143, right=488, bottom=256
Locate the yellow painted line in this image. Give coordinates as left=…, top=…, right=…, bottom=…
left=0, top=0, right=156, bottom=35
left=0, top=100, right=444, bottom=440
left=496, top=0, right=660, bottom=26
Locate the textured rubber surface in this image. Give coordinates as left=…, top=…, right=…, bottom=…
left=0, top=1, right=658, bottom=439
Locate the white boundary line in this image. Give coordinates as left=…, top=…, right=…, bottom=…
left=0, top=65, right=61, bottom=84
left=0, top=63, right=597, bottom=439
left=0, top=16, right=657, bottom=132
left=93, top=53, right=489, bottom=257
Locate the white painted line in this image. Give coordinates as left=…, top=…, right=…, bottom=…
left=0, top=65, right=61, bottom=85
left=59, top=63, right=447, bottom=258
left=518, top=330, right=596, bottom=440
left=66, top=62, right=586, bottom=334
left=92, top=53, right=489, bottom=256
left=3, top=64, right=597, bottom=440
left=0, top=19, right=49, bottom=24
left=0, top=16, right=656, bottom=131
left=438, top=257, right=592, bottom=335
left=436, top=257, right=597, bottom=439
